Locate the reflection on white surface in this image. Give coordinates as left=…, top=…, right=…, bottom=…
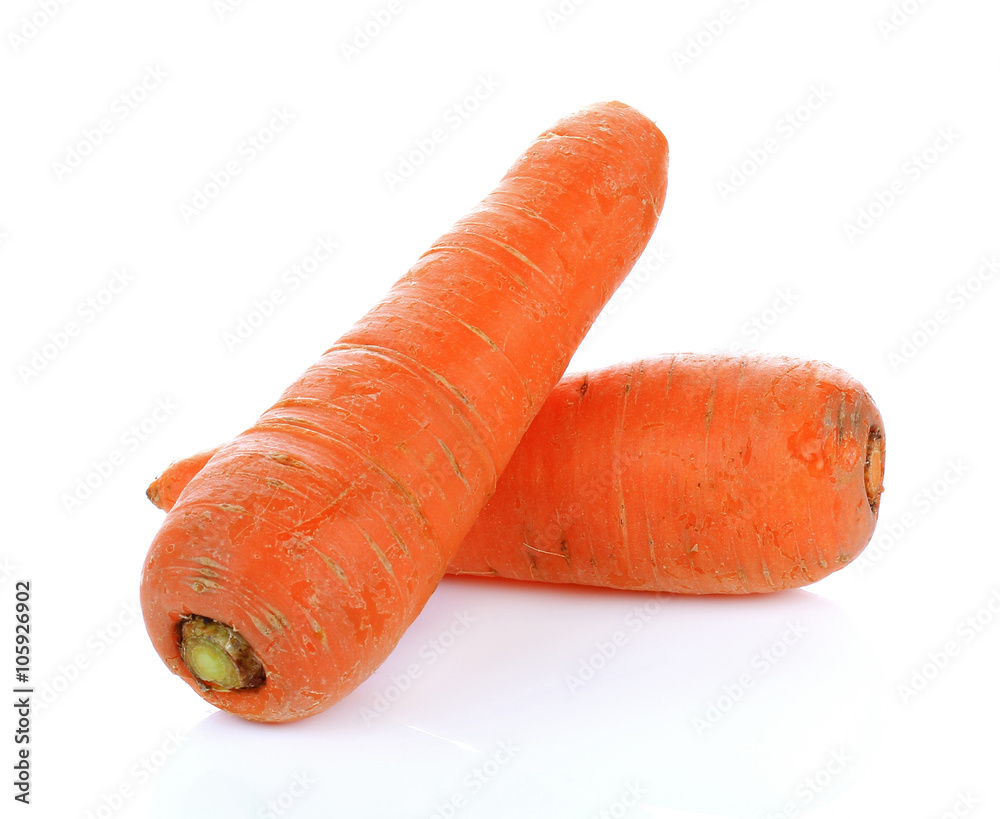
left=149, top=577, right=885, bottom=818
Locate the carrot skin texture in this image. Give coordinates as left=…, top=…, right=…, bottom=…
left=139, top=102, right=668, bottom=723
left=151, top=354, right=884, bottom=595
left=451, top=353, right=884, bottom=593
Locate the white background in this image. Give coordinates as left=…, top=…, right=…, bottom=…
left=2, top=0, right=998, bottom=817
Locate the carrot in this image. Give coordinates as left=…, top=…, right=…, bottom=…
left=454, top=352, right=884, bottom=593
left=139, top=101, right=669, bottom=723
left=150, top=353, right=884, bottom=594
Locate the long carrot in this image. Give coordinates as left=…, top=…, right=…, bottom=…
left=139, top=101, right=669, bottom=722
left=150, top=353, right=884, bottom=594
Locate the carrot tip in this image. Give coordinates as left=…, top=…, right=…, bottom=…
left=146, top=479, right=162, bottom=509
left=179, top=616, right=265, bottom=692
left=864, top=425, right=885, bottom=516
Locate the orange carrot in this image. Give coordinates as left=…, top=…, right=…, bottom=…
left=139, top=101, right=669, bottom=723
left=150, top=353, right=884, bottom=595
left=454, top=353, right=884, bottom=592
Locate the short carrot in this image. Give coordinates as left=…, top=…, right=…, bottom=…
left=150, top=353, right=884, bottom=595
left=455, top=352, right=884, bottom=593
left=139, top=101, right=669, bottom=722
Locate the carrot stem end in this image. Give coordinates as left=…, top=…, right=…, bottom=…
left=864, top=426, right=885, bottom=515
left=179, top=616, right=265, bottom=691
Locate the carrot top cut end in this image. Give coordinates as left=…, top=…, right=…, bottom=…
left=180, top=616, right=265, bottom=692
left=864, top=425, right=885, bottom=516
